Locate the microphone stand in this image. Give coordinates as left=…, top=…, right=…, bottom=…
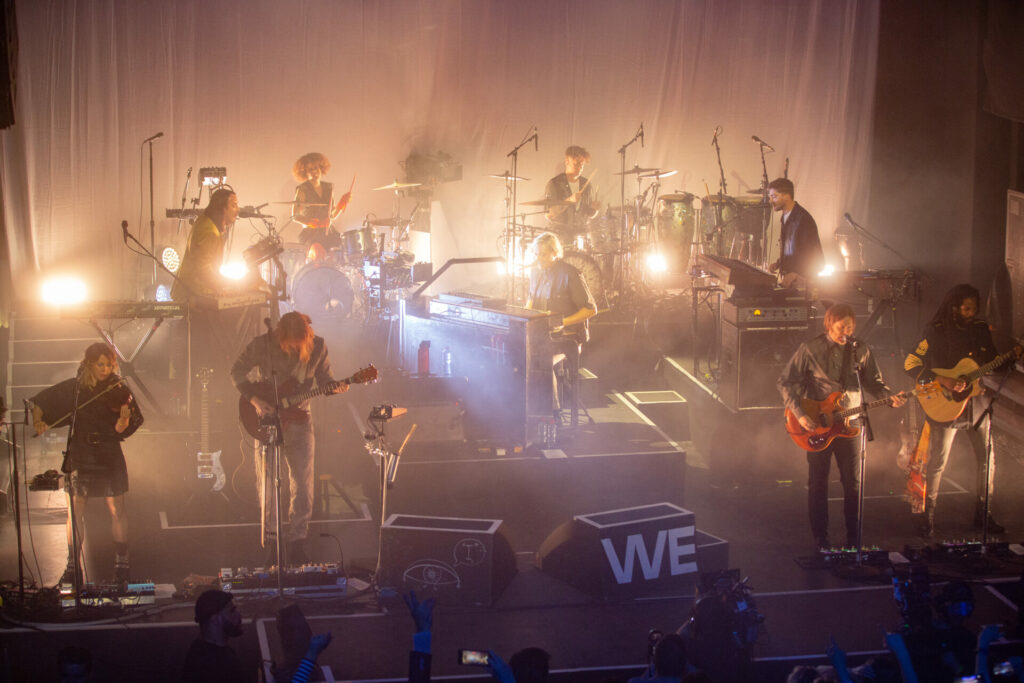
left=146, top=138, right=158, bottom=287
left=843, top=215, right=930, bottom=281
left=973, top=361, right=1012, bottom=553
left=505, top=125, right=538, bottom=303
left=616, top=125, right=643, bottom=294
left=711, top=131, right=728, bottom=256
left=61, top=376, right=86, bottom=609
left=851, top=342, right=874, bottom=565
left=756, top=142, right=771, bottom=269
left=258, top=319, right=286, bottom=596
left=1, top=411, right=26, bottom=603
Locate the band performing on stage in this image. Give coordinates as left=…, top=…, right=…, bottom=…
left=14, top=128, right=1023, bottom=598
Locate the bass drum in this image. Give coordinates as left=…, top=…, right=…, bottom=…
left=562, top=249, right=607, bottom=310
left=288, top=262, right=355, bottom=325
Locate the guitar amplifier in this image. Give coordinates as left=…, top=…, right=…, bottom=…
left=719, top=321, right=809, bottom=411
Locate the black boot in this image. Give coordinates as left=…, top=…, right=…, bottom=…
left=114, top=543, right=130, bottom=584
left=974, top=501, right=1005, bottom=534
left=918, top=500, right=935, bottom=539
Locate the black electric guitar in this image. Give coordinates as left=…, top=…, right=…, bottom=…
left=238, top=364, right=378, bottom=441
left=195, top=368, right=226, bottom=492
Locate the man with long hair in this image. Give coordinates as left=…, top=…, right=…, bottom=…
left=778, top=303, right=904, bottom=549
left=904, top=283, right=1016, bottom=537
left=172, top=187, right=241, bottom=302
left=30, top=342, right=144, bottom=584
left=230, top=312, right=347, bottom=564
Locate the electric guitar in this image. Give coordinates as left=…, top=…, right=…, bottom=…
left=915, top=345, right=1022, bottom=423
left=195, top=368, right=226, bottom=492
left=785, top=389, right=917, bottom=452
left=238, top=364, right=378, bottom=442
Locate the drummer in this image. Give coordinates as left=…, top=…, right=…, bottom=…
left=291, top=152, right=353, bottom=251
left=544, top=145, right=601, bottom=243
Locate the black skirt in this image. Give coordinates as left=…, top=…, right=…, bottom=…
left=66, top=438, right=129, bottom=498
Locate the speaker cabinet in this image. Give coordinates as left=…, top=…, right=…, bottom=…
left=719, top=322, right=808, bottom=411
left=379, top=514, right=516, bottom=606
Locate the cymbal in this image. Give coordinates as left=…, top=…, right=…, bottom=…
left=745, top=189, right=766, bottom=195
left=520, top=198, right=572, bottom=207
left=500, top=210, right=547, bottom=218
left=268, top=200, right=328, bottom=206
left=614, top=165, right=659, bottom=176
left=487, top=172, right=530, bottom=181
left=372, top=180, right=422, bottom=191
left=639, top=169, right=678, bottom=179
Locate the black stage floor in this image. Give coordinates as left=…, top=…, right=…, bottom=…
left=3, top=344, right=1024, bottom=681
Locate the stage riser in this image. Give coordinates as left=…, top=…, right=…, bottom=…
left=387, top=451, right=687, bottom=552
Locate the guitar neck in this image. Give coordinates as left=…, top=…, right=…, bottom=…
left=966, top=349, right=1017, bottom=383
left=835, top=390, right=913, bottom=419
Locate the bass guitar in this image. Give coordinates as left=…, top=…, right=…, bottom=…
left=915, top=345, right=1022, bottom=423
left=238, top=364, right=378, bottom=441
left=785, top=389, right=917, bottom=452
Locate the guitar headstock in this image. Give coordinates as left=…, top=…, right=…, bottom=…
left=196, top=367, right=214, bottom=388
left=349, top=364, right=379, bottom=385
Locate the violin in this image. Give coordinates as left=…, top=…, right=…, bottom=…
left=98, top=375, right=133, bottom=411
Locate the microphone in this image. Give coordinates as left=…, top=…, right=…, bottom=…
left=533, top=132, right=538, bottom=152
left=121, top=220, right=129, bottom=243
left=752, top=135, right=775, bottom=152
left=843, top=212, right=860, bottom=229
left=186, top=166, right=192, bottom=179
left=255, top=202, right=269, bottom=211
left=23, top=399, right=31, bottom=426
left=711, top=126, right=721, bottom=146
left=142, top=131, right=164, bottom=143
left=639, top=123, right=645, bottom=148
left=848, top=336, right=860, bottom=349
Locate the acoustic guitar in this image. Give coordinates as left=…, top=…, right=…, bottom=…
left=238, top=364, right=378, bottom=442
left=785, top=389, right=917, bottom=452
left=915, top=346, right=1022, bottom=423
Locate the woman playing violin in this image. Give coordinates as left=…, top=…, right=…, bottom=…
left=30, top=342, right=144, bottom=585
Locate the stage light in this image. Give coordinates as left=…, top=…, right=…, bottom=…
left=161, top=246, right=181, bottom=273
left=155, top=284, right=172, bottom=302
left=199, top=166, right=227, bottom=186
left=41, top=276, right=87, bottom=306
left=219, top=261, right=248, bottom=280
left=646, top=252, right=668, bottom=273
left=818, top=263, right=836, bottom=277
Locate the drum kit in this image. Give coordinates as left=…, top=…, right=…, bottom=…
left=502, top=162, right=769, bottom=307
left=258, top=180, right=425, bottom=324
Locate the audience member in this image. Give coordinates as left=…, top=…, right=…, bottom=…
left=290, top=633, right=333, bottom=683
left=181, top=589, right=254, bottom=683
left=509, top=647, right=551, bottom=683
left=405, top=591, right=436, bottom=683
left=628, top=633, right=690, bottom=682
left=57, top=645, right=92, bottom=683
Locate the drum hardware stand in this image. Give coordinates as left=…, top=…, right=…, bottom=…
left=365, top=406, right=416, bottom=589
left=503, top=125, right=539, bottom=303
left=614, top=124, right=645, bottom=297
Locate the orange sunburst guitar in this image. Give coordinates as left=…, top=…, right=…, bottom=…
left=901, top=407, right=930, bottom=514
left=915, top=345, right=1022, bottom=423
left=785, top=389, right=917, bottom=452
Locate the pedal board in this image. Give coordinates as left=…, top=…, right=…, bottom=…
left=60, top=582, right=157, bottom=608
left=218, top=564, right=347, bottom=596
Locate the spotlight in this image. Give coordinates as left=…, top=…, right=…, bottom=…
left=161, top=246, right=181, bottom=273
left=646, top=252, right=668, bottom=273
left=818, top=263, right=836, bottom=277
left=219, top=261, right=248, bottom=280
left=155, top=284, right=172, bottom=302
left=199, top=166, right=227, bottom=186
left=41, top=276, right=87, bottom=306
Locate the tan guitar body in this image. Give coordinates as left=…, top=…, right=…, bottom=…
left=915, top=358, right=984, bottom=423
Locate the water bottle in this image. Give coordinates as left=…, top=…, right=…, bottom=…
left=442, top=347, right=452, bottom=377
left=417, top=341, right=430, bottom=376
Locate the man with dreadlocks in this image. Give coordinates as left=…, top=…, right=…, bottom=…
left=231, top=312, right=347, bottom=565
left=905, top=283, right=1019, bottom=537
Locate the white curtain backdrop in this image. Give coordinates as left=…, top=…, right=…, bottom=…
left=1, top=0, right=879, bottom=300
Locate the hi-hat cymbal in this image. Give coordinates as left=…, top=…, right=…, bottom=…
left=639, top=169, right=678, bottom=179
left=268, top=200, right=328, bottom=206
left=372, top=180, right=422, bottom=191
left=745, top=189, right=766, bottom=195
left=520, top=198, right=572, bottom=207
left=614, top=165, right=659, bottom=176
left=487, top=172, right=530, bottom=181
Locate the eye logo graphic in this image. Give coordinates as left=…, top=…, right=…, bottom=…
left=403, top=560, right=461, bottom=589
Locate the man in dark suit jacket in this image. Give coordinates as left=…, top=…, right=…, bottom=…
left=768, top=177, right=824, bottom=288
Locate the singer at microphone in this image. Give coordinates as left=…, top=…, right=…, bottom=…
left=230, top=310, right=350, bottom=564
left=543, top=144, right=601, bottom=239
left=778, top=302, right=907, bottom=550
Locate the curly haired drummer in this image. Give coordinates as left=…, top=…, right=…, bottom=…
left=291, top=152, right=353, bottom=250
